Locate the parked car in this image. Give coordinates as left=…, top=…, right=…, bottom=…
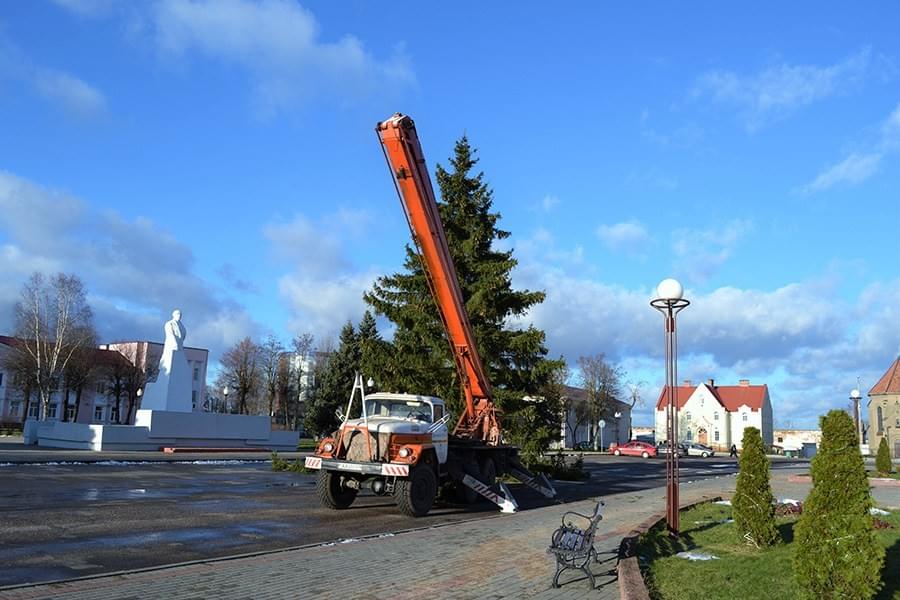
left=657, top=441, right=688, bottom=457
left=573, top=441, right=593, bottom=451
left=686, top=443, right=715, bottom=458
left=609, top=441, right=657, bottom=459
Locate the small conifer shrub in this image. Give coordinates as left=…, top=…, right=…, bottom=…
left=732, top=426, right=779, bottom=547
left=793, top=410, right=884, bottom=600
left=875, top=437, right=893, bottom=476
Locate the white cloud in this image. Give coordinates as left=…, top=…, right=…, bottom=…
left=800, top=152, right=882, bottom=193
left=693, top=47, right=889, bottom=130
left=511, top=252, right=898, bottom=428
left=799, top=102, right=900, bottom=193
left=0, top=171, right=260, bottom=357
left=34, top=70, right=107, bottom=119
left=541, top=195, right=560, bottom=212
left=671, top=219, right=753, bottom=283
left=264, top=209, right=382, bottom=340
left=150, top=0, right=414, bottom=115
left=597, top=220, right=651, bottom=256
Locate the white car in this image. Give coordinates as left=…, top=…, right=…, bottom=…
left=686, top=443, right=715, bottom=458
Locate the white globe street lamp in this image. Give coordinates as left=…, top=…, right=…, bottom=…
left=850, top=388, right=862, bottom=446
left=651, top=278, right=690, bottom=538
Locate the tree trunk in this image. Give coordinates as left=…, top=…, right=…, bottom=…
left=74, top=386, right=83, bottom=423
left=20, top=385, right=31, bottom=425
left=61, top=388, right=71, bottom=422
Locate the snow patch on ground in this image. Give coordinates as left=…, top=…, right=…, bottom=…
left=870, top=508, right=890, bottom=516
left=676, top=551, right=719, bottom=561
left=778, top=498, right=801, bottom=506
left=714, top=500, right=731, bottom=506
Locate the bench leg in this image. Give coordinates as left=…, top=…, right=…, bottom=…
left=552, top=556, right=566, bottom=588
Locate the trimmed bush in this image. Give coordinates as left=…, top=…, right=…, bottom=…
left=793, top=410, right=884, bottom=600
left=875, top=437, right=893, bottom=476
left=732, top=426, right=780, bottom=548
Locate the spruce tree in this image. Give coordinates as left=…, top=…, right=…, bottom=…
left=875, top=437, right=893, bottom=476
left=732, top=426, right=780, bottom=548
left=304, top=322, right=359, bottom=436
left=357, top=311, right=392, bottom=391
left=365, top=136, right=563, bottom=445
left=793, top=410, right=884, bottom=600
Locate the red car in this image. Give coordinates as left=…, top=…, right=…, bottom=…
left=609, top=441, right=657, bottom=458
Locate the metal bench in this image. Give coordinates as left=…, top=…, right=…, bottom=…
left=547, top=499, right=604, bottom=588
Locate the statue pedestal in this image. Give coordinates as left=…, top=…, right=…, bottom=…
left=26, top=411, right=299, bottom=451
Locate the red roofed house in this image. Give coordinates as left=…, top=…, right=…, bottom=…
left=868, top=356, right=900, bottom=458
left=654, top=378, right=773, bottom=451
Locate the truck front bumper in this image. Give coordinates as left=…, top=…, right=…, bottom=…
left=305, top=456, right=409, bottom=477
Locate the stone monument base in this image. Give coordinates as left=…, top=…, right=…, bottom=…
left=23, top=410, right=299, bottom=452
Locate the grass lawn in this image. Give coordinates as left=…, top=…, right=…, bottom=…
left=868, top=470, right=900, bottom=480
left=297, top=437, right=318, bottom=450
left=637, top=502, right=900, bottom=600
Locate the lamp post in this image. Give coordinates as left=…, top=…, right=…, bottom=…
left=651, top=277, right=690, bottom=538
left=222, top=386, right=229, bottom=414
left=850, top=388, right=862, bottom=447
left=614, top=411, right=622, bottom=444
left=135, top=388, right=142, bottom=423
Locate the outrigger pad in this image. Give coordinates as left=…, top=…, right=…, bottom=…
left=461, top=474, right=518, bottom=513
left=507, top=459, right=557, bottom=498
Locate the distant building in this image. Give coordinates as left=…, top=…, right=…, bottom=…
left=631, top=426, right=656, bottom=443
left=868, top=356, right=900, bottom=458
left=655, top=379, right=773, bottom=451
left=0, top=336, right=208, bottom=427
left=773, top=429, right=821, bottom=457
left=556, top=385, right=632, bottom=449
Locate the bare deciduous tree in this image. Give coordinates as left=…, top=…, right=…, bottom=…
left=12, top=273, right=97, bottom=421
left=220, top=337, right=263, bottom=415
left=260, top=335, right=284, bottom=418
left=578, top=352, right=624, bottom=449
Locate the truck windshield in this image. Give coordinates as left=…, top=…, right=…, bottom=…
left=365, top=398, right=432, bottom=422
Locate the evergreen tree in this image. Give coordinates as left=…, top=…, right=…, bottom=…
left=357, top=311, right=392, bottom=391
left=365, top=136, right=563, bottom=437
left=794, top=410, right=884, bottom=600
left=304, top=322, right=359, bottom=436
left=875, top=437, right=893, bottom=476
left=732, top=426, right=779, bottom=547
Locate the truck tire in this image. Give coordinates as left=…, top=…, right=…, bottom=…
left=395, top=465, right=437, bottom=517
left=316, top=470, right=357, bottom=510
left=479, top=456, right=497, bottom=486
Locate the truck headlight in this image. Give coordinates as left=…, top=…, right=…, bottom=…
left=398, top=447, right=411, bottom=458
left=323, top=442, right=334, bottom=453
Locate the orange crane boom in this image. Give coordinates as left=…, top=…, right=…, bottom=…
left=376, top=113, right=501, bottom=445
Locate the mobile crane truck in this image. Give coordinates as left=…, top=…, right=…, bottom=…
left=304, top=113, right=556, bottom=517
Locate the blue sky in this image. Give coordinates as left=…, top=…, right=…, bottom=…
left=1, top=1, right=898, bottom=428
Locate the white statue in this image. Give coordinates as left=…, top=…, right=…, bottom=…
left=140, top=309, right=194, bottom=413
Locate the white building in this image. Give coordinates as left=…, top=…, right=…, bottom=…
left=654, top=379, right=773, bottom=451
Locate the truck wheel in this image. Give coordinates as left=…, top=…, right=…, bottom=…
left=316, top=470, right=357, bottom=510
left=479, top=457, right=497, bottom=486
left=395, top=465, right=437, bottom=517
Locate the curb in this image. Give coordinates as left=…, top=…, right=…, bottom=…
left=617, top=495, right=722, bottom=600
left=788, top=474, right=900, bottom=487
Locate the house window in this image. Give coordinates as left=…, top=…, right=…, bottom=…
left=192, top=390, right=198, bottom=409
left=94, top=405, right=105, bottom=422
left=714, top=412, right=719, bottom=421
left=777, top=436, right=784, bottom=443
left=0, top=372, right=4, bottom=386
left=193, top=367, right=199, bottom=381
left=742, top=413, right=748, bottom=422
left=686, top=429, right=693, bottom=441
left=96, top=382, right=105, bottom=394
left=685, top=412, right=691, bottom=421
left=714, top=430, right=720, bottom=442
left=10, top=400, right=21, bottom=416
left=877, top=407, right=883, bottom=434
left=47, top=404, right=58, bottom=419
left=28, top=402, right=39, bottom=418
left=66, top=405, right=76, bottom=421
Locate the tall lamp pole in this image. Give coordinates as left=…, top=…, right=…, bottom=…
left=850, top=388, right=862, bottom=447
left=651, top=278, right=690, bottom=538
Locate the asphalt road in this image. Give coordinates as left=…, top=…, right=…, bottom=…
left=0, top=454, right=807, bottom=587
